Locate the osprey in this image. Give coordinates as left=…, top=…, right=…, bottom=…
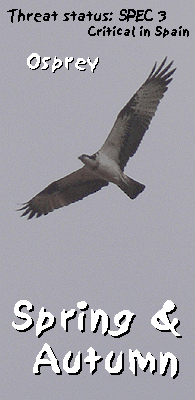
left=19, top=58, right=176, bottom=219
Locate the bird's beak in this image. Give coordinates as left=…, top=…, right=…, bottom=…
left=78, top=155, right=83, bottom=161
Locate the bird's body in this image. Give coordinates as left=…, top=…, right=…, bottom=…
left=19, top=58, right=176, bottom=219
left=79, top=152, right=145, bottom=199
left=79, top=152, right=123, bottom=184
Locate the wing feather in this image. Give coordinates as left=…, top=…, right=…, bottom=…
left=100, top=57, right=176, bottom=170
left=19, top=166, right=108, bottom=219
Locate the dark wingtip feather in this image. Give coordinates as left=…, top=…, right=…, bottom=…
left=153, top=57, right=167, bottom=77
left=148, top=61, right=157, bottom=79
left=17, top=203, right=29, bottom=216
left=163, top=67, right=177, bottom=80
left=17, top=202, right=36, bottom=219
left=146, top=58, right=176, bottom=87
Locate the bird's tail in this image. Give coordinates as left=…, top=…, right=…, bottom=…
left=118, top=175, right=145, bottom=199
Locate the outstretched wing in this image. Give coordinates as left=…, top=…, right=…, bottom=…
left=19, top=166, right=108, bottom=219
left=100, top=57, right=176, bottom=170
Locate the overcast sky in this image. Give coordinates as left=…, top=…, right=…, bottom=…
left=1, top=1, right=194, bottom=399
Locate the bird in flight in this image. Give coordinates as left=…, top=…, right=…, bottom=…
left=19, top=57, right=176, bottom=219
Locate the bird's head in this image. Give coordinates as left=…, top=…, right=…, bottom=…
left=78, top=153, right=98, bottom=169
